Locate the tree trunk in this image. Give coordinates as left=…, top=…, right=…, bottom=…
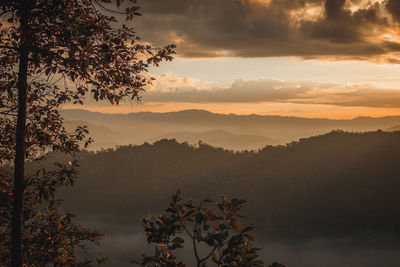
left=11, top=1, right=31, bottom=266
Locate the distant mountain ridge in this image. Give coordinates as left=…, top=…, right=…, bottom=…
left=61, top=108, right=400, bottom=122
left=61, top=109, right=400, bottom=150
left=386, top=125, right=400, bottom=131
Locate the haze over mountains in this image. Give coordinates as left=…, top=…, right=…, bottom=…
left=57, top=108, right=400, bottom=266
left=51, top=130, right=400, bottom=267
left=59, top=109, right=400, bottom=266
left=61, top=109, right=400, bottom=150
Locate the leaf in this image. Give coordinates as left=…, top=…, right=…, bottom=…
left=172, top=237, right=184, bottom=243
left=231, top=198, right=247, bottom=206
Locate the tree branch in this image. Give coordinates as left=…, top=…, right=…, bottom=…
left=0, top=46, right=18, bottom=50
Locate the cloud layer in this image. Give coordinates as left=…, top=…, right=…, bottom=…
left=145, top=74, right=400, bottom=108
left=134, top=0, right=400, bottom=62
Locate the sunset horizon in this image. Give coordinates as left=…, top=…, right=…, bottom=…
left=61, top=0, right=400, bottom=119
left=3, top=1, right=400, bottom=267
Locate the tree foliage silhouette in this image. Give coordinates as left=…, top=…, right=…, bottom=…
left=0, top=164, right=108, bottom=266
left=134, top=191, right=264, bottom=267
left=0, top=0, right=175, bottom=266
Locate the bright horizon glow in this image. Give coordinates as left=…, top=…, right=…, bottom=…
left=64, top=56, right=400, bottom=119
left=61, top=101, right=400, bottom=120
left=94, top=0, right=400, bottom=119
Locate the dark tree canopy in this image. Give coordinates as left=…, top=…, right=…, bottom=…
left=0, top=0, right=175, bottom=266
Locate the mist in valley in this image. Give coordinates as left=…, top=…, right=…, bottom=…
left=47, top=125, right=400, bottom=267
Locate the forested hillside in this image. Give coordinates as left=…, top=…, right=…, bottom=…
left=44, top=130, right=400, bottom=266
left=58, top=130, right=400, bottom=237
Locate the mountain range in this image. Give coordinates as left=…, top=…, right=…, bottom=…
left=61, top=109, right=400, bottom=150
left=52, top=130, right=400, bottom=267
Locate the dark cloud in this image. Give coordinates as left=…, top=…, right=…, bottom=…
left=386, top=0, right=400, bottom=23
left=301, top=1, right=387, bottom=44
left=145, top=78, right=400, bottom=108
left=324, top=0, right=346, bottom=19
left=131, top=0, right=400, bottom=62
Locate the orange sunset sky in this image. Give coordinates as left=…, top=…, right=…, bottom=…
left=65, top=0, right=400, bottom=119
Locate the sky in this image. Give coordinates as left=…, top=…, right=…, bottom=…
left=67, top=0, right=400, bottom=119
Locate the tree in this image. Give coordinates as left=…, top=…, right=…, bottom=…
left=0, top=0, right=175, bottom=266
left=0, top=164, right=108, bottom=266
left=134, top=191, right=264, bottom=267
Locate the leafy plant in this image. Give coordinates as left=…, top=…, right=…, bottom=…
left=134, top=191, right=264, bottom=267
